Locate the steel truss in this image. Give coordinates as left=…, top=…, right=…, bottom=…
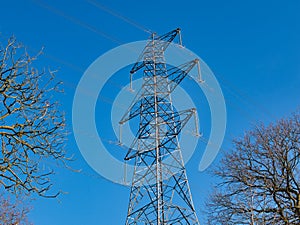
left=120, top=28, right=201, bottom=225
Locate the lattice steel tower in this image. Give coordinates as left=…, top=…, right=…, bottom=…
left=120, top=28, right=201, bottom=225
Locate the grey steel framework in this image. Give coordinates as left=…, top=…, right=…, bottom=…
left=120, top=28, right=201, bottom=225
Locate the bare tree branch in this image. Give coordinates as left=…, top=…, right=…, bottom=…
left=0, top=36, right=69, bottom=198
left=0, top=192, right=32, bottom=225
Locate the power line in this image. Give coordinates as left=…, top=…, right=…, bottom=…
left=85, top=0, right=153, bottom=34
left=32, top=0, right=123, bottom=45
left=28, top=0, right=278, bottom=131
left=13, top=0, right=278, bottom=167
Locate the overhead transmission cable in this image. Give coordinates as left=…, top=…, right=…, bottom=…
left=85, top=0, right=153, bottom=34
left=172, top=45, right=275, bottom=123
left=29, top=0, right=275, bottom=163
left=32, top=0, right=274, bottom=126
left=32, top=0, right=124, bottom=45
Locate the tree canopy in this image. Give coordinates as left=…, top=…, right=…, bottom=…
left=207, top=112, right=300, bottom=225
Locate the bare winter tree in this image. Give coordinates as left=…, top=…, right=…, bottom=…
left=0, top=193, right=31, bottom=225
left=0, top=36, right=68, bottom=198
left=206, top=112, right=300, bottom=225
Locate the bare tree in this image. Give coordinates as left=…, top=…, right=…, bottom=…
left=206, top=112, right=300, bottom=225
left=0, top=36, right=68, bottom=198
left=0, top=192, right=31, bottom=225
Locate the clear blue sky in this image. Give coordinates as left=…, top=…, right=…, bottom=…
left=1, top=0, right=300, bottom=224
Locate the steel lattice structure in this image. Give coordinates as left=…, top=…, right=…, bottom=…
left=120, top=28, right=201, bottom=225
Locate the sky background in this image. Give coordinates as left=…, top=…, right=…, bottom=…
left=1, top=0, right=300, bottom=224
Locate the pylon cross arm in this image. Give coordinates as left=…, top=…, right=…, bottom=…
left=130, top=28, right=181, bottom=75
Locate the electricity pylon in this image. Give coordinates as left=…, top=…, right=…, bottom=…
left=119, top=28, right=201, bottom=225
